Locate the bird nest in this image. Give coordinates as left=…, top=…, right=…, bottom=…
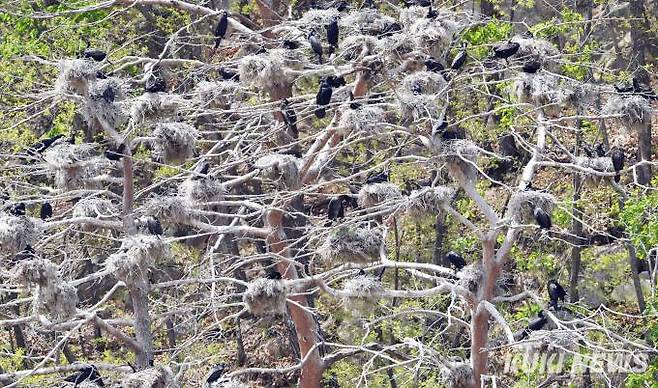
left=238, top=52, right=293, bottom=94
left=11, top=258, right=57, bottom=287
left=506, top=190, right=556, bottom=224
left=338, top=105, right=385, bottom=135
left=406, top=17, right=458, bottom=57
left=398, top=5, right=429, bottom=26
left=456, top=263, right=482, bottom=292
left=405, top=186, right=455, bottom=218
left=603, top=95, right=653, bottom=131
left=72, top=197, right=117, bottom=219
left=319, top=225, right=383, bottom=265
left=152, top=122, right=199, bottom=164
left=193, top=80, right=244, bottom=109
left=438, top=140, right=480, bottom=182
left=341, top=276, right=384, bottom=316
left=43, top=143, right=106, bottom=191
left=342, top=9, right=397, bottom=35
left=80, top=78, right=128, bottom=130
left=401, top=71, right=447, bottom=96
left=514, top=73, right=567, bottom=117
left=522, top=330, right=579, bottom=353
left=338, top=34, right=379, bottom=60
left=179, top=178, right=225, bottom=205
left=398, top=93, right=443, bottom=122
left=574, top=156, right=614, bottom=187
left=439, top=361, right=472, bottom=388
left=0, top=215, right=41, bottom=256
left=358, top=182, right=403, bottom=208
left=509, top=36, right=560, bottom=72
left=254, top=154, right=300, bottom=189
left=130, top=92, right=188, bottom=125
left=107, top=235, right=170, bottom=282
left=242, top=278, right=288, bottom=316
left=54, top=59, right=97, bottom=96
left=141, top=195, right=191, bottom=228
left=299, top=8, right=340, bottom=27
left=121, top=365, right=177, bottom=388
left=375, top=34, right=417, bottom=64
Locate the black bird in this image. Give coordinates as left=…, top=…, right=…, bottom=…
left=336, top=0, right=349, bottom=11
left=143, top=216, right=163, bottom=235
left=582, top=144, right=594, bottom=157
left=104, top=143, right=126, bottom=161
left=594, top=142, right=606, bottom=157
left=308, top=32, right=323, bottom=63
left=493, top=41, right=520, bottom=60
left=82, top=48, right=107, bottom=62
left=193, top=162, right=210, bottom=178
left=214, top=11, right=229, bottom=49
left=632, top=76, right=657, bottom=100
left=101, top=86, right=115, bottom=103
left=431, top=119, right=448, bottom=141
left=29, top=134, right=64, bottom=154
left=440, top=128, right=464, bottom=141
left=356, top=268, right=367, bottom=277
left=326, top=18, right=339, bottom=48
left=521, top=60, right=541, bottom=73
left=450, top=43, right=467, bottom=70
left=348, top=91, right=361, bottom=110
left=63, top=365, right=104, bottom=387
left=283, top=39, right=300, bottom=49
left=13, top=245, right=36, bottom=263
left=424, top=57, right=444, bottom=73
left=426, top=4, right=438, bottom=18
left=8, top=202, right=26, bottom=216
left=366, top=170, right=388, bottom=184
left=281, top=99, right=298, bottom=136
left=327, top=197, right=345, bottom=221
left=266, top=271, right=283, bottom=280
left=144, top=75, right=166, bottom=93
left=381, top=22, right=402, bottom=37
left=533, top=206, right=551, bottom=229
left=610, top=148, right=624, bottom=183
left=516, top=310, right=547, bottom=340
left=95, top=71, right=108, bottom=79
left=418, top=0, right=431, bottom=5
left=315, top=79, right=333, bottom=118
left=547, top=279, right=566, bottom=310
left=445, top=251, right=466, bottom=270
left=326, top=75, right=346, bottom=88
left=499, top=134, right=519, bottom=158
left=219, top=67, right=239, bottom=81
left=206, top=364, right=226, bottom=385
left=40, top=202, right=53, bottom=220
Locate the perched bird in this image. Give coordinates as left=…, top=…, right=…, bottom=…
left=82, top=48, right=107, bottom=62
left=219, top=67, right=239, bottom=81
left=424, top=57, right=444, bottom=73
left=193, top=162, right=210, bottom=179
left=547, top=279, right=566, bottom=310
left=426, top=3, right=437, bottom=18
left=594, top=142, right=606, bottom=157
left=29, top=134, right=64, bottom=154
left=381, top=22, right=402, bottom=37
left=445, top=251, right=466, bottom=270
left=533, top=206, right=551, bottom=229
left=104, top=143, right=126, bottom=161
left=348, top=91, right=362, bottom=110
left=366, top=170, right=388, bottom=184
left=63, top=364, right=104, bottom=387
left=141, top=216, right=163, bottom=236
left=327, top=197, right=345, bottom=221
left=493, top=41, right=520, bottom=60
left=40, top=202, right=53, bottom=220
left=610, top=148, right=624, bottom=183
left=499, top=133, right=519, bottom=158
left=283, top=39, right=300, bottom=49
left=450, top=43, right=467, bottom=70
left=214, top=11, right=229, bottom=49
left=521, top=60, right=541, bottom=73
left=308, top=32, right=324, bottom=63
left=632, top=76, right=657, bottom=100
left=315, top=79, right=333, bottom=118
left=144, top=75, right=166, bottom=93
left=13, top=245, right=36, bottom=263
left=516, top=310, right=547, bottom=340
left=326, top=75, right=346, bottom=88
left=326, top=18, right=339, bottom=48
left=101, top=86, right=115, bottom=103
left=206, top=364, right=227, bottom=386
left=266, top=271, right=283, bottom=280
left=336, top=1, right=349, bottom=11
left=8, top=202, right=26, bottom=216
left=281, top=99, right=298, bottom=136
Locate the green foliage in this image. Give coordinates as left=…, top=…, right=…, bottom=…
left=462, top=20, right=513, bottom=58
left=620, top=189, right=658, bottom=259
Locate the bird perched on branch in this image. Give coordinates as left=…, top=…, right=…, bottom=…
left=515, top=310, right=547, bottom=340
left=63, top=364, right=104, bottom=387
left=610, top=148, right=625, bottom=183
left=327, top=196, right=345, bottom=221
left=326, top=17, right=339, bottom=49
left=450, top=43, right=467, bottom=70
left=533, top=206, right=551, bottom=230
left=266, top=270, right=283, bottom=280
left=493, top=40, right=520, bottom=60
left=315, top=79, right=333, bottom=118
left=7, top=202, right=26, bottom=216
left=381, top=22, right=401, bottom=37
left=144, top=75, right=167, bottom=93
left=366, top=170, right=389, bottom=184
left=547, top=279, right=566, bottom=310
left=283, top=39, right=300, bottom=49
left=214, top=11, right=229, bottom=49
left=219, top=67, right=239, bottom=81
left=308, top=31, right=324, bottom=63
left=424, top=57, right=444, bottom=73
left=446, top=251, right=466, bottom=270
left=206, top=364, right=227, bottom=386
left=28, top=134, right=64, bottom=155
left=138, top=216, right=163, bottom=236
left=40, top=202, right=53, bottom=220
left=521, top=60, right=541, bottom=73
left=82, top=41, right=107, bottom=62
left=632, top=76, right=657, bottom=100
left=326, top=75, right=346, bottom=88
left=105, top=143, right=126, bottom=161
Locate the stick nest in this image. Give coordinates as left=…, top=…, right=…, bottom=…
left=456, top=263, right=482, bottom=292
left=405, top=186, right=455, bottom=218
left=179, top=178, right=225, bottom=205
left=398, top=93, right=442, bottom=122
left=141, top=195, right=192, bottom=228
left=401, top=71, right=447, bottom=96
left=574, top=156, right=614, bottom=186
left=319, top=225, right=383, bottom=265
left=152, top=122, right=199, bottom=164
left=437, top=140, right=480, bottom=182
left=338, top=106, right=385, bottom=135
left=130, top=92, right=188, bottom=125
left=80, top=77, right=128, bottom=129
left=406, top=15, right=459, bottom=57
left=254, top=154, right=300, bottom=189
left=440, top=361, right=472, bottom=388
left=43, top=143, right=107, bottom=191
left=514, top=73, right=567, bottom=117
left=509, top=36, right=560, bottom=72
left=238, top=51, right=295, bottom=93
left=506, top=190, right=555, bottom=224
left=342, top=275, right=384, bottom=316
left=194, top=80, right=244, bottom=109
left=121, top=365, right=177, bottom=388
left=243, top=278, right=288, bottom=316
left=358, top=182, right=403, bottom=208
left=342, top=9, right=397, bottom=35
left=338, top=34, right=379, bottom=60
left=0, top=215, right=42, bottom=256
left=603, top=94, right=653, bottom=131
left=55, top=59, right=97, bottom=96
left=107, top=235, right=171, bottom=282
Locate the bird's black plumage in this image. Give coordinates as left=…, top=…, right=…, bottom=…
left=83, top=49, right=107, bottom=62
left=219, top=67, right=239, bottom=81
left=144, top=75, right=166, bottom=93
left=266, top=271, right=283, bottom=280
left=105, top=143, right=126, bottom=161
left=315, top=80, right=333, bottom=118
left=424, top=57, right=444, bottom=73
left=533, top=207, right=551, bottom=230
left=450, top=44, right=467, bottom=70
left=326, top=18, right=339, bottom=47
left=366, top=170, right=388, bottom=184
left=101, top=86, right=115, bottom=103
left=281, top=99, right=298, bottom=136
left=493, top=41, right=520, bottom=59
left=63, top=365, right=104, bottom=387
left=632, top=76, right=657, bottom=100
left=283, top=40, right=300, bottom=49
left=40, top=202, right=53, bottom=220
left=29, top=134, right=64, bottom=154
left=327, top=197, right=345, bottom=221
left=348, top=91, right=361, bottom=110
left=595, top=143, right=606, bottom=157
left=8, top=202, right=26, bottom=216
left=96, top=71, right=108, bottom=79
left=308, top=32, right=323, bottom=63
left=521, top=60, right=541, bottom=73
left=13, top=245, right=36, bottom=263
left=499, top=134, right=519, bottom=157
left=206, top=364, right=226, bottom=385
left=143, top=216, right=163, bottom=236
left=326, top=75, right=346, bottom=88
left=381, top=22, right=402, bottom=37
left=547, top=280, right=566, bottom=310
left=426, top=4, right=437, bottom=18
left=445, top=251, right=466, bottom=270
left=517, top=310, right=547, bottom=340
left=610, top=148, right=624, bottom=183
left=214, top=11, right=229, bottom=49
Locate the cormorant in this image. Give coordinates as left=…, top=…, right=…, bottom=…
left=29, top=134, right=64, bottom=154
left=381, top=22, right=402, bottom=37
left=142, top=216, right=163, bottom=236
left=315, top=79, right=333, bottom=118
left=326, top=75, right=346, bottom=88
left=104, top=143, right=126, bottom=161
left=214, top=11, right=229, bottom=49
left=493, top=41, right=520, bottom=60
left=219, top=67, right=239, bottom=81
left=516, top=310, right=547, bottom=340
left=547, top=279, right=566, bottom=310
left=101, top=86, right=115, bottom=103
left=82, top=48, right=107, bottom=62
left=450, top=43, right=467, bottom=70
left=426, top=4, right=437, bottom=18
left=144, top=75, right=166, bottom=93
left=63, top=365, right=104, bottom=387
left=281, top=99, right=298, bottom=136
left=206, top=364, right=226, bottom=385
left=424, top=57, right=444, bottom=73
left=594, top=142, right=606, bottom=157
left=326, top=18, right=339, bottom=48
left=533, top=206, right=551, bottom=229
left=445, top=251, right=466, bottom=270
left=327, top=197, right=345, bottom=221
left=308, top=32, right=324, bottom=63
left=366, top=170, right=388, bottom=184
left=8, top=202, right=26, bottom=216
left=632, top=76, right=657, bottom=100
left=40, top=202, right=53, bottom=220
left=610, top=148, right=624, bottom=183
left=13, top=245, right=36, bottom=263
left=521, top=60, right=541, bottom=73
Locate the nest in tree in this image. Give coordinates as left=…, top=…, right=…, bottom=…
left=439, top=361, right=472, bottom=388
left=179, top=178, right=225, bottom=205
left=0, top=215, right=41, bottom=256
left=398, top=93, right=442, bottom=122
left=438, top=140, right=480, bottom=182
left=54, top=59, right=97, bottom=96
left=338, top=105, right=385, bottom=135
left=523, top=330, right=579, bottom=353
left=319, top=225, right=383, bottom=265
left=152, top=122, right=198, bottom=164
left=238, top=52, right=293, bottom=93
left=142, top=195, right=191, bottom=228
left=603, top=95, right=653, bottom=131
left=509, top=36, right=560, bottom=72
left=193, top=80, right=244, bottom=109
left=80, top=77, right=128, bottom=130
left=254, top=154, right=300, bottom=189
left=42, top=143, right=106, bottom=191
left=358, top=182, right=403, bottom=208
left=574, top=156, right=614, bottom=187
left=405, top=186, right=455, bottom=218
left=107, top=235, right=170, bottom=282
left=299, top=8, right=340, bottom=27
left=375, top=34, right=417, bottom=64
left=401, top=71, right=447, bottom=96
left=341, top=276, right=384, bottom=316
left=456, top=263, right=482, bottom=292
left=121, top=365, right=177, bottom=388
left=72, top=198, right=117, bottom=219
left=11, top=258, right=57, bottom=287
left=130, top=92, right=187, bottom=125
left=560, top=82, right=598, bottom=111
left=514, top=73, right=566, bottom=117
left=243, top=278, right=288, bottom=316
left=506, top=190, right=555, bottom=224
left=342, top=9, right=397, bottom=35
left=338, top=34, right=379, bottom=60
left=399, top=5, right=429, bottom=26
left=407, top=17, right=458, bottom=57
